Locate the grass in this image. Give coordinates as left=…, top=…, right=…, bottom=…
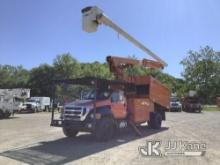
left=202, top=105, right=220, bottom=112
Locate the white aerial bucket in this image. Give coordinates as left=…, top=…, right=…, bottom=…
left=81, top=6, right=103, bottom=33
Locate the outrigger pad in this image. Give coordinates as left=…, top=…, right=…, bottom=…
left=128, top=120, right=143, bottom=137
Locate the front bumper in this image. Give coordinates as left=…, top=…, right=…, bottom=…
left=19, top=108, right=34, bottom=112
left=170, top=106, right=182, bottom=111
left=51, top=118, right=95, bottom=132
left=185, top=106, right=202, bottom=111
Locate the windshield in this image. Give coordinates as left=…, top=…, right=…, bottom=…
left=27, top=99, right=35, bottom=102
left=82, top=89, right=111, bottom=100
left=27, top=99, right=39, bottom=103
left=171, top=98, right=180, bottom=102
left=187, top=98, right=199, bottom=103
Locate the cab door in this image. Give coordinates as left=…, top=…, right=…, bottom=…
left=110, top=91, right=127, bottom=119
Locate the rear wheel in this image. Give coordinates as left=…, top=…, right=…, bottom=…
left=63, top=127, right=78, bottom=138
left=44, top=106, right=49, bottom=112
left=148, top=112, right=162, bottom=129
left=93, top=117, right=115, bottom=141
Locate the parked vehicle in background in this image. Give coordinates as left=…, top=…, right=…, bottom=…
left=170, top=97, right=182, bottom=112
left=0, top=89, right=30, bottom=118
left=23, top=97, right=50, bottom=113
left=182, top=90, right=202, bottom=113
left=23, top=98, right=40, bottom=113
left=182, top=96, right=202, bottom=113
left=31, top=97, right=51, bottom=111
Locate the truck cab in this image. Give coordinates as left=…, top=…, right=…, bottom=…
left=170, top=97, right=182, bottom=112
left=182, top=97, right=202, bottom=113
left=61, top=88, right=127, bottom=129
left=23, top=98, right=41, bottom=113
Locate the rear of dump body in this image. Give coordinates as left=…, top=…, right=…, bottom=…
left=124, top=76, right=170, bottom=123
left=124, top=76, right=170, bottom=109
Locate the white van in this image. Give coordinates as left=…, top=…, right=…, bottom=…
left=30, top=97, right=51, bottom=111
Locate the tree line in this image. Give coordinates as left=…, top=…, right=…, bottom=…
left=0, top=46, right=219, bottom=104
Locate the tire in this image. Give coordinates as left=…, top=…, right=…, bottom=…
left=93, top=117, right=115, bottom=141
left=0, top=109, right=4, bottom=118
left=4, top=112, right=11, bottom=118
left=34, top=107, right=37, bottom=113
left=44, top=106, right=49, bottom=112
left=148, top=112, right=162, bottom=129
left=63, top=127, right=78, bottom=138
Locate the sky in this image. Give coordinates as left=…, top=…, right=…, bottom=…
left=0, top=0, right=220, bottom=78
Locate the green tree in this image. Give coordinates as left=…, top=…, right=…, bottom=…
left=81, top=62, right=114, bottom=79
left=28, top=64, right=55, bottom=96
left=0, top=65, right=29, bottom=88
left=181, top=46, right=220, bottom=103
left=53, top=53, right=81, bottom=79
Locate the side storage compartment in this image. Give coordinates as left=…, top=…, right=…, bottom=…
left=127, top=98, right=154, bottom=124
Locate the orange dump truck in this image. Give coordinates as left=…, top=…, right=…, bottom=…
left=50, top=6, right=170, bottom=141
left=51, top=57, right=170, bottom=141
left=51, top=76, right=170, bottom=141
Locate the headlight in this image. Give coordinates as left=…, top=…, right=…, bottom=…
left=82, top=107, right=87, bottom=115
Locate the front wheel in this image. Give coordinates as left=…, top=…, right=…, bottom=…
left=148, top=112, right=162, bottom=129
left=34, top=108, right=38, bottom=113
left=93, top=117, right=115, bottom=141
left=4, top=111, right=11, bottom=118
left=63, top=128, right=78, bottom=138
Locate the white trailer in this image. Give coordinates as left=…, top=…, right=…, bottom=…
left=0, top=95, right=13, bottom=118
left=0, top=88, right=30, bottom=118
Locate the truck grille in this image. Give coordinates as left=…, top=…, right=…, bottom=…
left=65, top=111, right=81, bottom=115
left=171, top=103, right=178, bottom=106
left=26, top=104, right=32, bottom=109
left=65, top=107, right=81, bottom=110
left=64, top=106, right=85, bottom=121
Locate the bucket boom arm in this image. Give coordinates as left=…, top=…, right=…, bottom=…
left=81, top=6, right=167, bottom=67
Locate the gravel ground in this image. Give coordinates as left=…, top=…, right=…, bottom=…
left=0, top=111, right=220, bottom=165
